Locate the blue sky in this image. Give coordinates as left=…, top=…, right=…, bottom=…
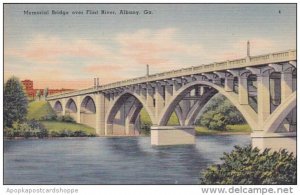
left=4, top=4, right=296, bottom=89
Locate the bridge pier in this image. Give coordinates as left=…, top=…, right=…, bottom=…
left=151, top=126, right=195, bottom=146
left=251, top=132, right=296, bottom=154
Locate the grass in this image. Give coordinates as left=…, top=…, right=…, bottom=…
left=27, top=101, right=55, bottom=120
left=41, top=121, right=96, bottom=135
left=195, top=124, right=251, bottom=135
left=27, top=100, right=96, bottom=135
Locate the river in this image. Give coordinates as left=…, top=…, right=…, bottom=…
left=4, top=135, right=250, bottom=184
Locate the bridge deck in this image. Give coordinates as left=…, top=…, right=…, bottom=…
left=47, top=49, right=296, bottom=100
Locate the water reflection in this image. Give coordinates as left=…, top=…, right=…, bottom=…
left=4, top=135, right=250, bottom=184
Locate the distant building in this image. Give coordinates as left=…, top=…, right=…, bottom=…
left=21, top=79, right=73, bottom=99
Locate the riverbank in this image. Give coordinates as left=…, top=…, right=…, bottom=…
left=195, top=124, right=251, bottom=135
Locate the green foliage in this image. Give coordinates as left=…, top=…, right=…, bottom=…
left=57, top=115, right=76, bottom=123
left=27, top=101, right=56, bottom=120
left=41, top=115, right=76, bottom=123
left=4, top=77, right=28, bottom=127
left=195, top=124, right=251, bottom=135
left=167, top=112, right=180, bottom=126
left=197, top=94, right=246, bottom=130
left=139, top=108, right=152, bottom=135
left=41, top=121, right=95, bottom=135
left=200, top=145, right=296, bottom=185
left=40, top=114, right=58, bottom=121
left=49, top=130, right=95, bottom=137
left=4, top=120, right=48, bottom=138
left=139, top=108, right=179, bottom=134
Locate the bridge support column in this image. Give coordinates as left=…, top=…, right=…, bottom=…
left=151, top=126, right=195, bottom=146
left=96, top=93, right=106, bottom=135
left=155, top=82, right=165, bottom=120
left=165, top=84, right=173, bottom=105
left=225, top=77, right=234, bottom=92
left=238, top=76, right=249, bottom=104
left=173, top=80, right=181, bottom=92
left=281, top=71, right=293, bottom=101
left=76, top=96, right=81, bottom=123
left=251, top=132, right=296, bottom=154
left=257, top=74, right=271, bottom=127
left=146, top=84, right=156, bottom=123
left=125, top=123, right=135, bottom=135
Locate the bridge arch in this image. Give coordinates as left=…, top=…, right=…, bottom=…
left=79, top=95, right=96, bottom=128
left=106, top=91, right=155, bottom=125
left=65, top=98, right=77, bottom=113
left=263, top=92, right=296, bottom=132
left=53, top=100, right=63, bottom=113
left=80, top=95, right=96, bottom=113
left=158, top=80, right=258, bottom=130
left=185, top=89, right=218, bottom=126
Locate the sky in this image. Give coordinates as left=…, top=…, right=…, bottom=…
left=4, top=4, right=296, bottom=89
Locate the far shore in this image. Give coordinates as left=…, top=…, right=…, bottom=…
left=4, top=131, right=251, bottom=140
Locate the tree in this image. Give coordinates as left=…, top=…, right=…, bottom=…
left=36, top=90, right=41, bottom=100
left=200, top=145, right=296, bottom=184
left=44, top=87, right=49, bottom=98
left=4, top=76, right=28, bottom=127
left=197, top=94, right=245, bottom=130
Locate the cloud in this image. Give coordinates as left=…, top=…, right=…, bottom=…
left=115, top=28, right=204, bottom=71
left=5, top=30, right=287, bottom=90
left=5, top=35, right=109, bottom=64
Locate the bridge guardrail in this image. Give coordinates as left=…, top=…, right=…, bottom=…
left=47, top=49, right=296, bottom=100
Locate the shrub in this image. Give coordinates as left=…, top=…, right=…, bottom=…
left=200, top=145, right=296, bottom=185
left=49, top=130, right=94, bottom=137
left=140, top=123, right=151, bottom=135
left=27, top=120, right=48, bottom=138
left=72, top=130, right=87, bottom=137
left=4, top=127, right=15, bottom=137
left=50, top=131, right=60, bottom=137
left=59, top=130, right=70, bottom=137
left=197, top=94, right=246, bottom=130
left=41, top=114, right=57, bottom=121
left=6, top=120, right=48, bottom=138
left=57, top=115, right=75, bottom=123
left=41, top=114, right=75, bottom=123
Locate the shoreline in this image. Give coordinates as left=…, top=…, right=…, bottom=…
left=4, top=132, right=250, bottom=140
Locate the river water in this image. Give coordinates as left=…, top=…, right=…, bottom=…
left=4, top=135, right=250, bottom=184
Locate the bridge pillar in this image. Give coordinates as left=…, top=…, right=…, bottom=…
left=165, top=84, right=173, bottom=105
left=281, top=71, right=293, bottom=101
left=173, top=80, right=181, bottom=92
left=61, top=98, right=66, bottom=116
left=125, top=122, right=135, bottom=135
left=76, top=96, right=81, bottom=123
left=257, top=74, right=271, bottom=127
left=224, top=77, right=234, bottom=92
left=251, top=132, right=296, bottom=154
left=95, top=93, right=106, bottom=135
left=155, top=82, right=165, bottom=120
left=238, top=76, right=249, bottom=104
left=151, top=126, right=195, bottom=146
left=146, top=84, right=156, bottom=123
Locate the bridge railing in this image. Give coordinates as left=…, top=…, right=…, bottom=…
left=47, top=49, right=296, bottom=100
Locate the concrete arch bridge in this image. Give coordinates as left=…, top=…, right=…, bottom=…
left=47, top=49, right=296, bottom=153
